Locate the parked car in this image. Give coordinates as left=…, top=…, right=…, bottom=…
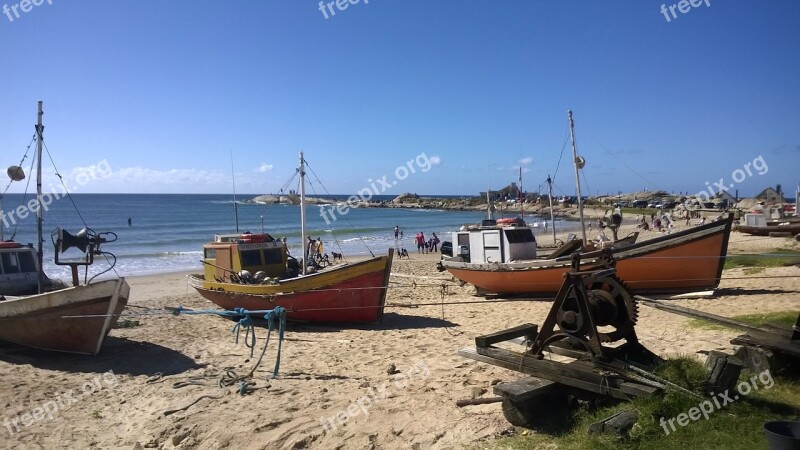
left=661, top=201, right=677, bottom=209
left=631, top=200, right=648, bottom=208
left=441, top=241, right=453, bottom=257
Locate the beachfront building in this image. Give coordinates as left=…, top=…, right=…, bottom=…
left=755, top=186, right=785, bottom=204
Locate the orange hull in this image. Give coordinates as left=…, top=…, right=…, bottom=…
left=444, top=215, right=732, bottom=296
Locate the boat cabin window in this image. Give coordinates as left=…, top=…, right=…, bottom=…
left=2, top=252, right=20, bottom=274
left=504, top=229, right=536, bottom=244
left=457, top=234, right=470, bottom=246
left=18, top=252, right=35, bottom=272
left=204, top=248, right=217, bottom=259
left=241, top=250, right=262, bottom=267
left=264, top=248, right=283, bottom=265
left=2, top=251, right=37, bottom=274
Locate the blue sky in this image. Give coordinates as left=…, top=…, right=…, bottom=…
left=1, top=1, right=798, bottom=198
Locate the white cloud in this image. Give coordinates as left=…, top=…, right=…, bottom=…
left=429, top=155, right=441, bottom=165
left=257, top=163, right=274, bottom=173
left=518, top=157, right=533, bottom=165
left=113, top=166, right=228, bottom=185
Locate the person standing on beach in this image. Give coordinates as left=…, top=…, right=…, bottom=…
left=415, top=232, right=424, bottom=253
left=431, top=233, right=440, bottom=252
left=317, top=237, right=323, bottom=258
left=394, top=226, right=399, bottom=239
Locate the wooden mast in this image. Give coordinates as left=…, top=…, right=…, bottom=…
left=35, top=101, right=44, bottom=294
left=568, top=110, right=587, bottom=245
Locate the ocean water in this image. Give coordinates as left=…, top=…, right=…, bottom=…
left=0, top=193, right=578, bottom=281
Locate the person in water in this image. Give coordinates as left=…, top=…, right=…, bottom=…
left=128, top=217, right=132, bottom=226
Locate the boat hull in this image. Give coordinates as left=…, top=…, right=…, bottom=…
left=189, top=252, right=393, bottom=324
left=443, top=216, right=732, bottom=296
left=735, top=224, right=800, bottom=236
left=0, top=279, right=129, bottom=354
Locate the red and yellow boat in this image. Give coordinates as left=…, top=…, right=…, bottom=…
left=441, top=214, right=733, bottom=296
left=188, top=233, right=393, bottom=323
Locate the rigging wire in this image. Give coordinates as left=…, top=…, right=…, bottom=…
left=304, top=160, right=375, bottom=257
left=9, top=139, right=38, bottom=240
left=551, top=120, right=571, bottom=181
left=2, top=134, right=36, bottom=194
left=42, top=139, right=120, bottom=279
left=597, top=142, right=664, bottom=193
left=303, top=172, right=348, bottom=258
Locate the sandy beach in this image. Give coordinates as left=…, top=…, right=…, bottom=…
left=1, top=221, right=798, bottom=450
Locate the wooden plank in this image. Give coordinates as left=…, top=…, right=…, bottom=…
left=493, top=377, right=558, bottom=403
left=458, top=346, right=659, bottom=400
left=589, top=410, right=638, bottom=436
left=475, top=323, right=538, bottom=348
left=730, top=333, right=800, bottom=357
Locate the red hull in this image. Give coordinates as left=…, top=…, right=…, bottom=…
left=196, top=271, right=388, bottom=323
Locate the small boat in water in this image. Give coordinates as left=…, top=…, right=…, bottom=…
left=0, top=102, right=129, bottom=354
left=189, top=152, right=393, bottom=324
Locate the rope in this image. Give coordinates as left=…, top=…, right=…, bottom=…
left=172, top=306, right=287, bottom=380
left=160, top=306, right=287, bottom=416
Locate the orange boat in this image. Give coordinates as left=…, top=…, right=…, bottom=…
left=441, top=214, right=733, bottom=296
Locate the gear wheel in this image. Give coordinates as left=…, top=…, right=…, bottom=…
left=582, top=274, right=638, bottom=343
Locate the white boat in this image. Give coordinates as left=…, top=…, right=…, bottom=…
left=0, top=101, right=129, bottom=355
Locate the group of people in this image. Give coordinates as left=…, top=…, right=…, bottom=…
left=305, top=236, right=324, bottom=262
left=414, top=231, right=439, bottom=254
left=393, top=226, right=441, bottom=255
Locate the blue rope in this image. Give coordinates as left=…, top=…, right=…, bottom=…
left=263, top=306, right=287, bottom=379
left=231, top=307, right=256, bottom=357
left=171, top=305, right=287, bottom=381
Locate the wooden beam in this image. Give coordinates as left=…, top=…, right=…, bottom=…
left=475, top=324, right=538, bottom=348
left=458, top=346, right=659, bottom=400
left=635, top=296, right=776, bottom=334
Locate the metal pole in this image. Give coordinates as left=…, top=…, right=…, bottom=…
left=230, top=152, right=239, bottom=233
left=547, top=175, right=557, bottom=245
left=299, top=151, right=307, bottom=275
left=35, top=101, right=44, bottom=294
left=568, top=110, right=587, bottom=245
left=519, top=167, right=524, bottom=220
